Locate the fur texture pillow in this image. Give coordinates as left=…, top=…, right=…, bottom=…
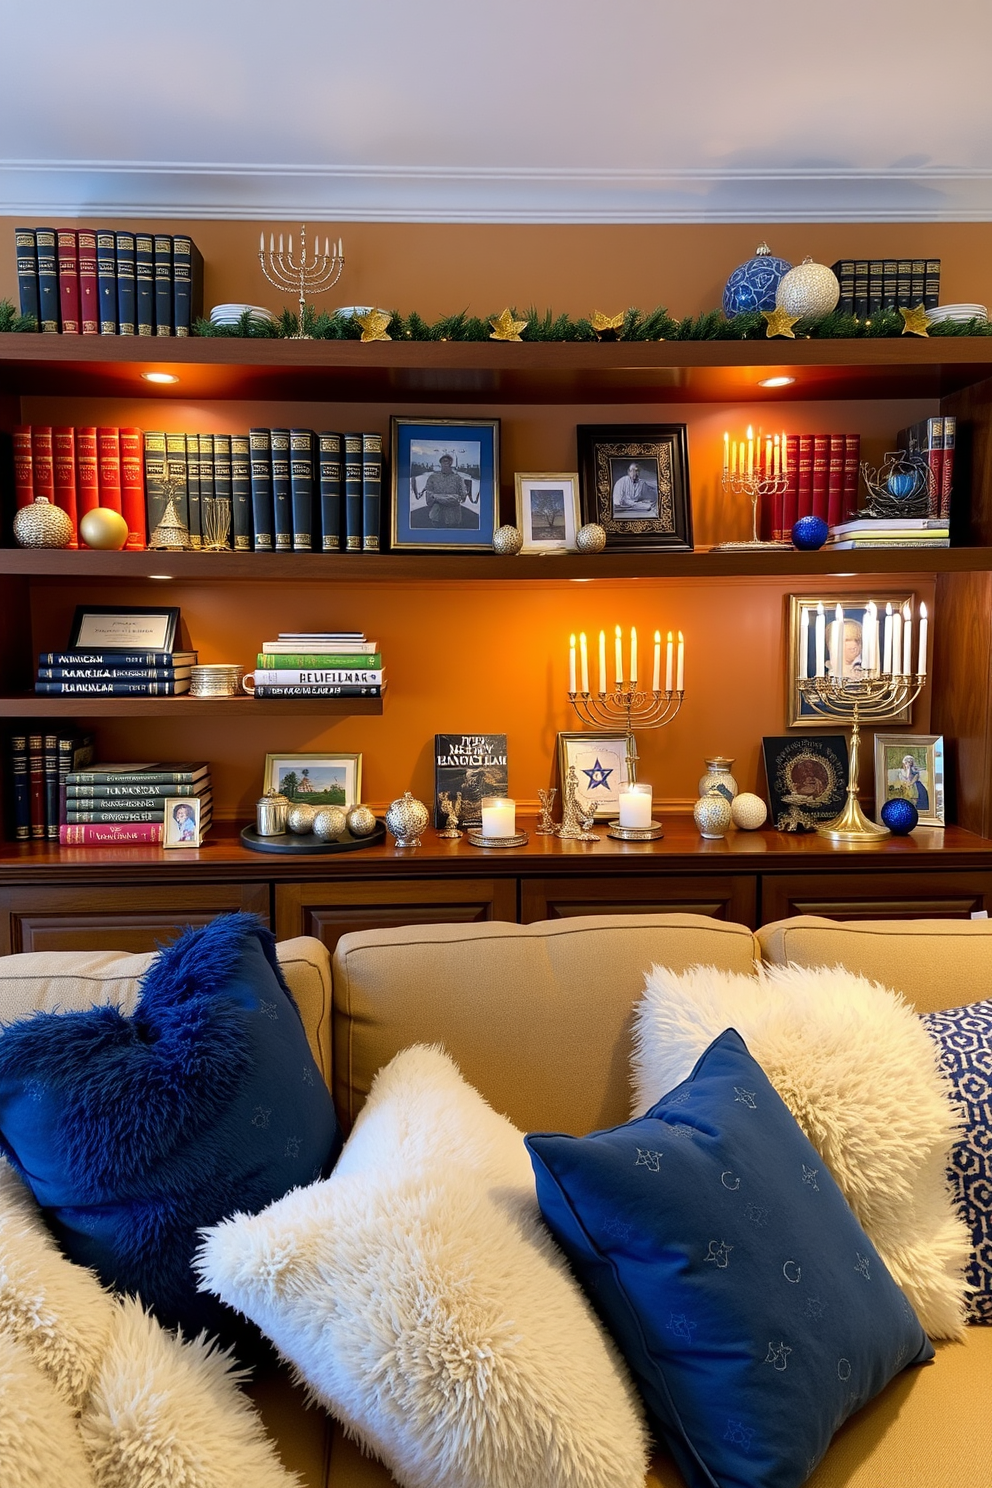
left=0, top=1335, right=96, bottom=1488
left=631, top=961, right=970, bottom=1339
left=197, top=1044, right=649, bottom=1488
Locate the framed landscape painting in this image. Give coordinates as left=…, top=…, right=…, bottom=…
left=263, top=753, right=362, bottom=809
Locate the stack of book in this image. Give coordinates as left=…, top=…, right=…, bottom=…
left=34, top=648, right=198, bottom=698
left=59, top=763, right=212, bottom=845
left=897, top=416, right=956, bottom=520
left=249, top=633, right=384, bottom=699
left=13, top=424, right=146, bottom=548
left=7, top=726, right=94, bottom=841
left=830, top=259, right=940, bottom=319
left=768, top=434, right=861, bottom=542
left=824, top=517, right=950, bottom=551
left=15, top=228, right=203, bottom=336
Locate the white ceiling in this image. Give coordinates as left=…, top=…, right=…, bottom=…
left=4, top=0, right=992, bottom=222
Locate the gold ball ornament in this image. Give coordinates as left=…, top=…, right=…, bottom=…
left=774, top=258, right=840, bottom=319
left=79, top=507, right=129, bottom=551
left=576, top=522, right=607, bottom=554
left=345, top=804, right=378, bottom=838
left=492, top=524, right=523, bottom=556
left=312, top=806, right=348, bottom=840
left=13, top=497, right=74, bottom=549
left=287, top=803, right=319, bottom=834
left=731, top=792, right=768, bottom=830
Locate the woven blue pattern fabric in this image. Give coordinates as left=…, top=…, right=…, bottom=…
left=526, top=1029, right=932, bottom=1488
left=0, top=913, right=342, bottom=1351
left=921, top=998, right=992, bottom=1322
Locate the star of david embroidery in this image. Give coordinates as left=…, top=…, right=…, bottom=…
left=285, top=1135, right=301, bottom=1158
left=259, top=999, right=278, bottom=1020
left=667, top=1313, right=698, bottom=1343
left=604, top=1217, right=632, bottom=1243
left=252, top=1105, right=271, bottom=1129
left=764, top=1341, right=792, bottom=1371
left=745, top=1203, right=769, bottom=1227
left=301, top=1064, right=315, bottom=1086
left=734, top=1086, right=757, bottom=1108
left=581, top=757, right=614, bottom=791
left=803, top=1296, right=825, bottom=1321
left=724, top=1419, right=754, bottom=1452
left=667, top=1089, right=692, bottom=1105
left=635, top=1148, right=662, bottom=1172
left=855, top=1253, right=872, bottom=1280
left=704, top=1238, right=732, bottom=1268
left=802, top=1164, right=819, bottom=1190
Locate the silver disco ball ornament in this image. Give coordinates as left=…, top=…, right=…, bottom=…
left=346, top=804, right=378, bottom=838
left=493, top=524, right=523, bottom=555
left=576, top=522, right=607, bottom=554
left=775, top=258, right=840, bottom=319
left=13, top=497, right=74, bottom=548
left=287, top=803, right=319, bottom=834
left=312, top=806, right=348, bottom=840
left=385, top=791, right=430, bottom=848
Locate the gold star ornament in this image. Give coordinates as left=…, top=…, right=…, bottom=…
left=762, top=307, right=800, bottom=339
left=356, top=308, right=392, bottom=342
left=900, top=304, right=930, bottom=337
left=591, top=309, right=625, bottom=339
left=489, top=308, right=529, bottom=341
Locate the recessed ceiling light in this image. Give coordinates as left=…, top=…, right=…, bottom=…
left=148, top=574, right=174, bottom=580
left=758, top=375, right=796, bottom=388
left=141, top=371, right=179, bottom=384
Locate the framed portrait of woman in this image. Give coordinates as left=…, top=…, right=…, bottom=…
left=873, top=734, right=945, bottom=827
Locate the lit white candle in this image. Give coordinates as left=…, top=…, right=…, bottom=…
left=782, top=430, right=787, bottom=472
left=765, top=435, right=772, bottom=475
left=579, top=632, right=589, bottom=693
left=653, top=630, right=661, bottom=691
left=482, top=798, right=515, bottom=838
left=615, top=625, right=624, bottom=687
left=569, top=633, right=577, bottom=693
left=259, top=231, right=265, bottom=252
left=863, top=601, right=876, bottom=672
left=723, top=432, right=729, bottom=473
left=665, top=630, right=674, bottom=692
left=270, top=232, right=274, bottom=253
left=799, top=606, right=809, bottom=679
left=918, top=602, right=928, bottom=675
left=747, top=425, right=754, bottom=478
left=831, top=603, right=844, bottom=678
left=598, top=630, right=606, bottom=695
left=892, top=605, right=903, bottom=677
left=288, top=234, right=293, bottom=256
left=618, top=783, right=653, bottom=829
left=882, top=603, right=893, bottom=674
left=731, top=440, right=737, bottom=476
left=815, top=602, right=825, bottom=677
left=279, top=234, right=284, bottom=254
left=773, top=433, right=781, bottom=477
left=630, top=627, right=638, bottom=685
left=676, top=630, right=685, bottom=691
left=338, top=238, right=343, bottom=258
left=324, top=236, right=330, bottom=257
left=902, top=603, right=912, bottom=676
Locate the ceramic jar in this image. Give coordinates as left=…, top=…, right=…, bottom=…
left=385, top=792, right=430, bottom=848
left=693, top=792, right=733, bottom=840
left=698, top=757, right=738, bottom=803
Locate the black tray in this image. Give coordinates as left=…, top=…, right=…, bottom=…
left=240, top=820, right=386, bottom=854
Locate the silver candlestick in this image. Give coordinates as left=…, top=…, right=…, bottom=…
left=714, top=469, right=792, bottom=551
left=258, top=225, right=344, bottom=338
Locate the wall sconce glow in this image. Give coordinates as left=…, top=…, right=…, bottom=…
left=141, top=371, right=179, bottom=384
left=148, top=574, right=174, bottom=580
left=758, top=375, right=796, bottom=388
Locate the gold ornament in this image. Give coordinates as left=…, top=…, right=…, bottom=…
left=900, top=305, right=930, bottom=337
left=575, top=522, right=607, bottom=553
left=312, top=806, right=348, bottom=840
left=287, top=803, right=319, bottom=834
left=489, top=308, right=529, bottom=341
left=762, top=306, right=800, bottom=339
left=345, top=804, right=378, bottom=838
left=79, top=507, right=129, bottom=550
left=492, top=524, right=523, bottom=555
left=775, top=258, right=840, bottom=318
left=591, top=310, right=624, bottom=339
left=13, top=496, right=74, bottom=548
left=356, top=308, right=392, bottom=342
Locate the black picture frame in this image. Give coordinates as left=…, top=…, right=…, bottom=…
left=68, top=605, right=181, bottom=653
left=762, top=735, right=850, bottom=833
left=577, top=424, right=693, bottom=551
left=390, top=417, right=500, bottom=552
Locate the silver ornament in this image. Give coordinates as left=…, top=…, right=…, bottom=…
left=775, top=258, right=840, bottom=319
left=287, top=803, right=319, bottom=834
left=312, top=806, right=348, bottom=840
left=384, top=791, right=430, bottom=848
left=576, top=522, right=607, bottom=554
left=731, top=792, right=768, bottom=830
left=492, top=524, right=523, bottom=555
left=345, top=804, right=377, bottom=838
left=13, top=497, right=74, bottom=549
left=693, top=792, right=733, bottom=840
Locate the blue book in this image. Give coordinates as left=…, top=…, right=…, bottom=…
left=343, top=432, right=363, bottom=551
left=115, top=231, right=136, bottom=335
left=154, top=234, right=172, bottom=335
left=8, top=728, right=30, bottom=840
left=318, top=432, right=342, bottom=551
left=40, top=651, right=197, bottom=667
left=96, top=230, right=117, bottom=334
left=290, top=429, right=314, bottom=552
left=135, top=232, right=154, bottom=336
left=35, top=228, right=60, bottom=333
left=249, top=428, right=274, bottom=551
left=35, top=680, right=190, bottom=696
left=362, top=432, right=382, bottom=553
left=230, top=433, right=253, bottom=551
left=185, top=434, right=202, bottom=548
left=14, top=228, right=39, bottom=326
left=172, top=234, right=203, bottom=336
left=270, top=428, right=292, bottom=551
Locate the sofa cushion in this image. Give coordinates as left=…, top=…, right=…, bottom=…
left=332, top=914, right=757, bottom=1132
left=197, top=1044, right=649, bottom=1488
left=527, top=1028, right=934, bottom=1488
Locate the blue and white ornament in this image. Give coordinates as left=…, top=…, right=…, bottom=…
left=723, top=242, right=792, bottom=318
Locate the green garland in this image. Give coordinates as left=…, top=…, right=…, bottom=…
left=0, top=300, right=38, bottom=332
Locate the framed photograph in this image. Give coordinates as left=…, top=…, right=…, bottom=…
left=263, top=753, right=362, bottom=809
left=576, top=424, right=692, bottom=552
left=390, top=416, right=499, bottom=552
left=69, top=605, right=180, bottom=653
left=762, top=735, right=850, bottom=833
left=514, top=473, right=581, bottom=553
left=162, top=796, right=202, bottom=848
left=556, top=731, right=629, bottom=821
left=787, top=593, right=917, bottom=727
left=874, top=734, right=945, bottom=827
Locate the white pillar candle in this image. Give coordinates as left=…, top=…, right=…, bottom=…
left=799, top=606, right=809, bottom=679
left=773, top=434, right=781, bottom=478
left=882, top=603, right=893, bottom=674
left=863, top=601, right=875, bottom=672
left=892, top=606, right=902, bottom=677
left=615, top=625, right=624, bottom=687
left=832, top=603, right=844, bottom=678
left=598, top=630, right=606, bottom=695
left=630, top=627, right=638, bottom=685
left=902, top=603, right=912, bottom=676
left=569, top=633, right=576, bottom=693
left=481, top=798, right=515, bottom=838
left=618, top=783, right=653, bottom=829
left=814, top=602, right=825, bottom=677
left=918, top=602, right=928, bottom=675
left=676, top=630, right=685, bottom=691
left=653, top=630, right=661, bottom=692
left=747, top=425, right=754, bottom=478
left=579, top=632, right=589, bottom=693
left=665, top=631, right=674, bottom=692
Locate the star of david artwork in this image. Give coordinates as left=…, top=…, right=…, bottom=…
left=724, top=1419, right=755, bottom=1452
left=704, top=1238, right=733, bottom=1268
left=581, top=757, right=614, bottom=791
left=635, top=1148, right=662, bottom=1172
left=764, top=1341, right=792, bottom=1371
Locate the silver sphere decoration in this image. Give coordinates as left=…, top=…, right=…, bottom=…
left=492, top=524, right=523, bottom=556
left=775, top=258, right=840, bottom=319
left=346, top=804, right=377, bottom=838
left=384, top=791, right=430, bottom=848
left=693, top=792, right=733, bottom=840
left=287, top=803, right=319, bottom=834
left=312, top=806, right=348, bottom=840
left=576, top=522, right=607, bottom=554
left=731, top=792, right=768, bottom=831
left=13, top=497, right=74, bottom=549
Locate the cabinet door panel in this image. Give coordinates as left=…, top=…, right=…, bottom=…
left=521, top=875, right=757, bottom=928
left=0, top=883, right=270, bottom=955
left=275, top=878, right=518, bottom=955
left=760, top=871, right=992, bottom=924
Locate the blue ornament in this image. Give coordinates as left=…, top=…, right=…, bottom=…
left=887, top=472, right=916, bottom=498
left=791, top=515, right=829, bottom=550
left=880, top=797, right=919, bottom=835
left=723, top=242, right=793, bottom=317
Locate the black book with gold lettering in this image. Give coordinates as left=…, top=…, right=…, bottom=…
left=433, top=733, right=509, bottom=828
left=343, top=432, right=363, bottom=552
left=362, top=432, right=382, bottom=552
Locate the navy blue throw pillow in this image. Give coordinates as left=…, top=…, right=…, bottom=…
left=526, top=1029, right=933, bottom=1488
left=0, top=913, right=342, bottom=1351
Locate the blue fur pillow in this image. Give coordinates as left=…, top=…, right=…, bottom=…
left=0, top=913, right=341, bottom=1352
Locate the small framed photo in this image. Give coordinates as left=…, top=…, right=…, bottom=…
left=514, top=473, right=581, bottom=553
left=69, top=605, right=181, bottom=653
left=874, top=734, right=945, bottom=827
left=577, top=424, right=692, bottom=552
left=390, top=416, right=499, bottom=551
left=762, top=735, right=850, bottom=833
left=556, top=731, right=629, bottom=821
left=263, top=753, right=362, bottom=809
left=163, top=796, right=202, bottom=848
left=787, top=593, right=917, bottom=727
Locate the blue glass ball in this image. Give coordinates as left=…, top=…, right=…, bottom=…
left=791, top=515, right=829, bottom=550
left=723, top=245, right=793, bottom=317
left=880, top=797, right=919, bottom=835
left=887, top=472, right=916, bottom=498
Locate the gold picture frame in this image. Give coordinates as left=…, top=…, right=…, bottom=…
left=555, top=730, right=629, bottom=820
left=263, top=753, right=362, bottom=808
left=514, top=472, right=581, bottom=553
left=787, top=593, right=916, bottom=727
left=874, top=733, right=945, bottom=827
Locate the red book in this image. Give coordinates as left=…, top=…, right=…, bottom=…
left=797, top=435, right=814, bottom=519
left=826, top=435, right=845, bottom=528
left=811, top=434, right=830, bottom=521
left=29, top=729, right=45, bottom=841
left=782, top=435, right=800, bottom=538
left=75, top=427, right=100, bottom=516
left=57, top=229, right=80, bottom=334
left=941, top=416, right=955, bottom=521
left=31, top=426, right=55, bottom=503
left=52, top=426, right=79, bottom=546
left=926, top=417, right=945, bottom=519
left=119, top=427, right=146, bottom=548
left=60, top=822, right=164, bottom=845
left=12, top=427, right=33, bottom=508
left=96, top=427, right=123, bottom=514
left=77, top=230, right=98, bottom=335
left=842, top=434, right=861, bottom=519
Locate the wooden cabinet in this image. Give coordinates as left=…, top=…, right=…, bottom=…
left=274, top=877, right=517, bottom=954
left=758, top=869, right=992, bottom=924
left=520, top=873, right=757, bottom=926
left=0, top=880, right=269, bottom=954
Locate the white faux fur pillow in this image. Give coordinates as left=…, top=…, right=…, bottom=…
left=196, top=1044, right=649, bottom=1488
left=0, top=1335, right=96, bottom=1488
left=632, top=961, right=970, bottom=1340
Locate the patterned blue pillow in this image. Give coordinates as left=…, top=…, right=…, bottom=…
left=0, top=914, right=342, bottom=1353
left=526, top=1029, right=933, bottom=1488
left=920, top=999, right=992, bottom=1323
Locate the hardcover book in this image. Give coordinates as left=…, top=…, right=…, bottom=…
left=75, top=427, right=100, bottom=516
left=31, top=426, right=55, bottom=504
left=52, top=426, right=79, bottom=543
left=230, top=433, right=253, bottom=550
left=343, top=433, right=363, bottom=551
left=66, top=762, right=209, bottom=785
left=270, top=428, right=293, bottom=550
left=35, top=228, right=59, bottom=333
left=762, top=735, right=849, bottom=834
left=7, top=728, right=30, bottom=840
left=433, top=733, right=509, bottom=827
left=96, top=427, right=123, bottom=514
left=362, top=431, right=382, bottom=552
left=12, top=427, right=32, bottom=509
left=115, top=231, right=136, bottom=335
left=171, top=234, right=203, bottom=336
left=119, top=427, right=146, bottom=548
left=15, top=227, right=39, bottom=324
left=249, top=428, right=275, bottom=550
left=318, top=431, right=342, bottom=551
left=154, top=235, right=173, bottom=334
left=77, top=230, right=99, bottom=335
left=290, top=428, right=314, bottom=551
left=135, top=232, right=155, bottom=335
left=142, top=431, right=169, bottom=534
left=57, top=230, right=80, bottom=334
left=165, top=431, right=190, bottom=529
left=185, top=432, right=202, bottom=548
left=96, top=230, right=117, bottom=334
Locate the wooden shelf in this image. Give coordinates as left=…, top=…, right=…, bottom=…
left=3, top=332, right=992, bottom=404
left=0, top=694, right=383, bottom=718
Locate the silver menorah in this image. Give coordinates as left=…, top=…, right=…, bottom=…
left=714, top=469, right=792, bottom=551
left=258, top=225, right=345, bottom=338
left=568, top=684, right=684, bottom=789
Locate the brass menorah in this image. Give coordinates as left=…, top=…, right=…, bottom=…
left=714, top=469, right=791, bottom=551
left=258, top=225, right=345, bottom=337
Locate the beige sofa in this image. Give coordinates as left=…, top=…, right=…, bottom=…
left=1, top=914, right=989, bottom=1487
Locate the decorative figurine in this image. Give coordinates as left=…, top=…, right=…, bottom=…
left=385, top=791, right=430, bottom=848
left=556, top=766, right=600, bottom=842
left=436, top=791, right=463, bottom=840
left=698, top=756, right=739, bottom=803
left=535, top=787, right=558, bottom=835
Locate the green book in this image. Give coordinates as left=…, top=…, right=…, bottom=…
left=256, top=652, right=383, bottom=669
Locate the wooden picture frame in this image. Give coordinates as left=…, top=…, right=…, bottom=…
left=390, top=416, right=500, bottom=552
left=514, top=472, right=581, bottom=553
left=787, top=593, right=917, bottom=727
left=577, top=424, right=692, bottom=552
left=556, top=730, right=629, bottom=820
left=874, top=734, right=945, bottom=827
